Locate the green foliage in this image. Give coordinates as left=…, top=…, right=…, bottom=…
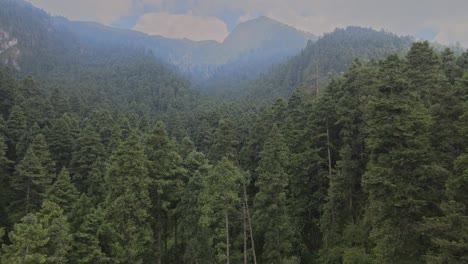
left=11, top=146, right=53, bottom=217
left=199, top=158, right=243, bottom=262
left=104, top=135, right=152, bottom=263
left=1, top=201, right=72, bottom=264
left=45, top=168, right=79, bottom=213
left=254, top=124, right=296, bottom=263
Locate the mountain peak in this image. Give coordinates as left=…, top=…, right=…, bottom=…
left=222, top=16, right=316, bottom=54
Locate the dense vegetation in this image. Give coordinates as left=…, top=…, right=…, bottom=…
left=1, top=37, right=468, bottom=263
left=1, top=1, right=468, bottom=263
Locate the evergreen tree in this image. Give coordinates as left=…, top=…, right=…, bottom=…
left=11, top=146, right=53, bottom=216
left=29, top=134, right=56, bottom=176
left=199, top=158, right=243, bottom=263
left=177, top=150, right=215, bottom=263
left=71, top=206, right=109, bottom=264
left=36, top=200, right=73, bottom=264
left=145, top=121, right=184, bottom=263
left=422, top=102, right=468, bottom=263
left=1, top=214, right=49, bottom=264
left=2, top=201, right=72, bottom=264
left=209, top=118, right=239, bottom=162
left=254, top=125, right=296, bottom=263
left=362, top=55, right=442, bottom=263
left=104, top=135, right=152, bottom=263
left=70, top=126, right=106, bottom=193
left=48, top=113, right=77, bottom=170
left=0, top=136, right=12, bottom=229
left=7, top=105, right=27, bottom=151
left=45, top=168, right=79, bottom=213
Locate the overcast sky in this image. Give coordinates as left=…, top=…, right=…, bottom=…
left=27, top=0, right=468, bottom=46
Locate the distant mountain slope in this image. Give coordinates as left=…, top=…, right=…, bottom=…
left=231, top=27, right=414, bottom=102
left=0, top=0, right=316, bottom=88
left=0, top=0, right=197, bottom=111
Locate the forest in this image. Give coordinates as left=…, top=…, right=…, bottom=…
left=0, top=41, right=467, bottom=263
left=1, top=1, right=468, bottom=264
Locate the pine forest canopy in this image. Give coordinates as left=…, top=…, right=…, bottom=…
left=1, top=0, right=468, bottom=263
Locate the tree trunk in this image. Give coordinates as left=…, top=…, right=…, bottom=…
left=225, top=206, right=230, bottom=264
left=243, top=183, right=257, bottom=264
left=326, top=119, right=332, bottom=179
left=175, top=214, right=178, bottom=263
left=26, top=184, right=30, bottom=214
left=157, top=195, right=162, bottom=264
left=243, top=200, right=248, bottom=264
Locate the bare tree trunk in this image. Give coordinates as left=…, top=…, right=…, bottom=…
left=26, top=185, right=30, bottom=214
left=243, top=201, right=248, bottom=264
left=243, top=183, right=257, bottom=264
left=326, top=119, right=332, bottom=179
left=175, top=214, right=178, bottom=263
left=157, top=196, right=162, bottom=264
left=225, top=206, right=230, bottom=264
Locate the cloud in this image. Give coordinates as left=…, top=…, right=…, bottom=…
left=28, top=0, right=134, bottom=24
left=26, top=0, right=468, bottom=46
left=133, top=12, right=229, bottom=42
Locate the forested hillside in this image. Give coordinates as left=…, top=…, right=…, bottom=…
left=227, top=27, right=414, bottom=103
left=1, top=35, right=468, bottom=263
left=1, top=0, right=468, bottom=263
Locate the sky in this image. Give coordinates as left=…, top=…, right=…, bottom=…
left=27, top=0, right=468, bottom=46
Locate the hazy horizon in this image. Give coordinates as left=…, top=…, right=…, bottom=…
left=26, top=0, right=468, bottom=46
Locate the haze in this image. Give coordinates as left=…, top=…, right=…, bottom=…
left=27, top=0, right=468, bottom=46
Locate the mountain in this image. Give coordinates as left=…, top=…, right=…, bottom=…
left=56, top=15, right=317, bottom=84
left=0, top=0, right=316, bottom=88
left=229, top=26, right=414, bottom=103
left=0, top=0, right=197, bottom=112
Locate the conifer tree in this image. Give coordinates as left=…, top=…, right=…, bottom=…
left=199, top=158, right=243, bottom=263
left=7, top=105, right=27, bottom=150
left=48, top=113, right=77, bottom=170
left=254, top=124, right=296, bottom=263
left=362, top=55, right=441, bottom=263
left=104, top=134, right=152, bottom=263
left=11, top=146, right=53, bottom=215
left=2, top=201, right=72, bottom=264
left=0, top=136, right=12, bottom=228
left=36, top=200, right=73, bottom=264
left=1, top=213, right=49, bottom=264
left=70, top=206, right=109, bottom=264
left=29, top=134, right=56, bottom=176
left=177, top=150, right=214, bottom=263
left=45, top=168, right=79, bottom=213
left=70, top=126, right=106, bottom=193
left=145, top=121, right=184, bottom=263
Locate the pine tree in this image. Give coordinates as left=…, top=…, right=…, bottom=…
left=0, top=136, right=12, bottom=230
left=177, top=150, right=215, bottom=263
left=48, top=113, right=77, bottom=170
left=29, top=134, right=56, bottom=176
left=16, top=122, right=41, bottom=159
left=104, top=134, right=152, bottom=263
left=70, top=126, right=106, bottom=193
left=209, top=118, right=239, bottom=162
left=362, top=55, right=442, bottom=263
left=145, top=121, right=184, bottom=263
left=1, top=213, right=49, bottom=264
left=45, top=168, right=79, bottom=213
left=36, top=200, right=73, bottom=264
left=11, top=146, right=53, bottom=216
left=199, top=158, right=243, bottom=263
left=2, top=201, right=72, bottom=264
left=422, top=102, right=468, bottom=263
left=71, top=206, right=109, bottom=264
left=7, top=104, right=27, bottom=151
left=254, top=124, right=296, bottom=263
